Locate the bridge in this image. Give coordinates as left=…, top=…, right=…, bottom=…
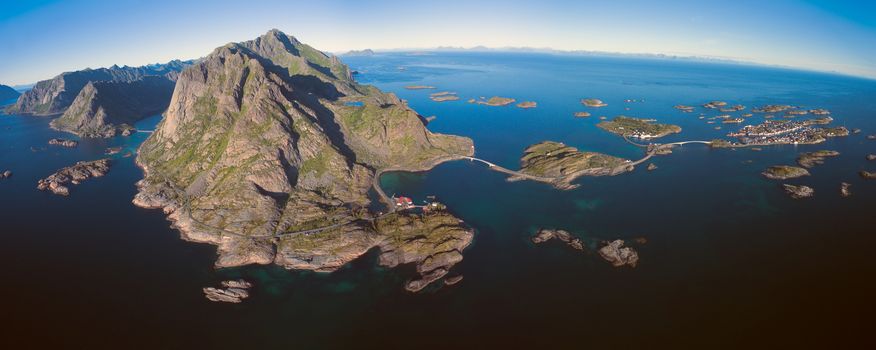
left=460, top=156, right=555, bottom=182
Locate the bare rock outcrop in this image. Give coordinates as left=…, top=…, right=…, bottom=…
left=37, top=159, right=110, bottom=196
left=203, top=279, right=253, bottom=303
left=782, top=184, right=814, bottom=199
left=531, top=228, right=584, bottom=251
left=48, top=138, right=78, bottom=148
left=598, top=239, right=639, bottom=267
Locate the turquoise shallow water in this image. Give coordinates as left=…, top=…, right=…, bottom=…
left=2, top=53, right=876, bottom=348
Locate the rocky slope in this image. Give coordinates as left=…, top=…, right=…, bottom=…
left=50, top=76, right=176, bottom=137
left=133, top=29, right=473, bottom=291
left=6, top=60, right=190, bottom=116
left=0, top=84, right=20, bottom=102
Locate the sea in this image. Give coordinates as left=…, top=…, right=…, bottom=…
left=2, top=52, right=876, bottom=348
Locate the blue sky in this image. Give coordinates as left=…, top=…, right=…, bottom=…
left=1, top=0, right=875, bottom=85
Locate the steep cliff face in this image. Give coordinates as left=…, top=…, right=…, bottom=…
left=50, top=76, right=176, bottom=137
left=134, top=30, right=473, bottom=290
left=0, top=84, right=20, bottom=102
left=6, top=60, right=190, bottom=116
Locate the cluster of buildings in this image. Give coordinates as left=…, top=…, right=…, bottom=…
left=727, top=120, right=829, bottom=145
left=393, top=195, right=447, bottom=213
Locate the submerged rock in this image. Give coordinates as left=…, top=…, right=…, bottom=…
left=598, top=240, right=639, bottom=267
left=860, top=171, right=876, bottom=180
left=782, top=184, right=814, bottom=199
left=37, top=159, right=110, bottom=196
left=646, top=163, right=657, bottom=171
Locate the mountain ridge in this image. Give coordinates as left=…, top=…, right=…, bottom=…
left=133, top=29, right=474, bottom=291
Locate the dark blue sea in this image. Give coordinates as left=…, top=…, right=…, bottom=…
left=2, top=52, right=876, bottom=348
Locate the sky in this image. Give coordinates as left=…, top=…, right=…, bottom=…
left=1, top=0, right=875, bottom=85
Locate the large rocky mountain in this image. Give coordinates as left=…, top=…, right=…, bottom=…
left=134, top=29, right=474, bottom=291
left=50, top=76, right=176, bottom=137
left=6, top=60, right=190, bottom=116
left=0, top=84, right=20, bottom=102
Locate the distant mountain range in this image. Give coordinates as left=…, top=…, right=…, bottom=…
left=340, top=49, right=375, bottom=56
left=6, top=60, right=194, bottom=137
left=0, top=84, right=20, bottom=102
left=333, top=45, right=747, bottom=66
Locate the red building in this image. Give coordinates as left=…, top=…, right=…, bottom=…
left=394, top=196, right=414, bottom=209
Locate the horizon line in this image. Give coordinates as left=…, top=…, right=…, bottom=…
left=7, top=43, right=874, bottom=88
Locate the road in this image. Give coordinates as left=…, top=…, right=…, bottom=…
left=460, top=156, right=555, bottom=182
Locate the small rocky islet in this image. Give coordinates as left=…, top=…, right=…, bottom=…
left=37, top=159, right=111, bottom=196
left=599, top=240, right=639, bottom=267
left=515, top=141, right=633, bottom=190
left=429, top=91, right=460, bottom=102
left=782, top=184, right=814, bottom=199
left=762, top=165, right=810, bottom=180
left=472, top=96, right=516, bottom=106
left=48, top=138, right=78, bottom=148
left=531, top=229, right=639, bottom=267
left=516, top=101, right=537, bottom=109
left=581, top=98, right=607, bottom=108
left=797, top=150, right=840, bottom=168
left=597, top=116, right=681, bottom=139
left=203, top=279, right=253, bottom=303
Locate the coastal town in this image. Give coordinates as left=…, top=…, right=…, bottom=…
left=723, top=118, right=848, bottom=146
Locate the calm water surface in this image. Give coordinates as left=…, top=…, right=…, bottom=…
left=2, top=53, right=876, bottom=348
